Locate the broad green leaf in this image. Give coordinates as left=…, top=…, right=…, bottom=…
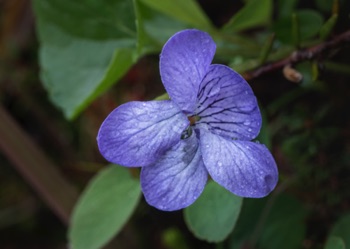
left=258, top=195, right=307, bottom=249
left=330, top=213, right=350, bottom=247
left=229, top=195, right=307, bottom=249
left=139, top=0, right=213, bottom=29
left=277, top=0, right=299, bottom=19
left=222, top=0, right=272, bottom=32
left=298, top=10, right=324, bottom=40
left=69, top=166, right=141, bottom=249
left=228, top=197, right=267, bottom=249
left=324, top=236, right=346, bottom=249
left=184, top=181, right=243, bottom=242
left=133, top=0, right=188, bottom=55
left=32, top=0, right=137, bottom=119
left=274, top=9, right=324, bottom=45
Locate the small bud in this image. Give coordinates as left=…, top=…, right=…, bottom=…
left=283, top=64, right=303, bottom=83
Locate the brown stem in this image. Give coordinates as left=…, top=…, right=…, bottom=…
left=0, top=104, right=78, bottom=225
left=242, top=29, right=350, bottom=80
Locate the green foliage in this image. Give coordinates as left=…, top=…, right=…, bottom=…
left=229, top=195, right=307, bottom=249
left=274, top=9, right=324, bottom=45
left=320, top=14, right=338, bottom=40
left=277, top=0, right=299, bottom=19
left=68, top=166, right=141, bottom=249
left=134, top=0, right=188, bottom=55
left=32, top=0, right=137, bottom=119
left=222, top=0, right=272, bottom=32
left=139, top=0, right=213, bottom=29
left=324, top=236, right=346, bottom=249
left=184, top=181, right=243, bottom=242
left=330, top=213, right=350, bottom=247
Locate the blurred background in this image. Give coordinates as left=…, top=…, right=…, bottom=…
left=0, top=0, right=350, bottom=248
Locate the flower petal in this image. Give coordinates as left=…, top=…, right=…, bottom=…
left=97, top=100, right=189, bottom=167
left=160, top=29, right=216, bottom=113
left=141, top=133, right=207, bottom=211
left=195, top=64, right=261, bottom=140
left=200, top=131, right=278, bottom=198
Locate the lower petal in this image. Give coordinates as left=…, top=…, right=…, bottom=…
left=141, top=133, right=207, bottom=211
left=200, top=131, right=278, bottom=198
left=97, top=100, right=188, bottom=167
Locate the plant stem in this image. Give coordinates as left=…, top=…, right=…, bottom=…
left=243, top=29, right=350, bottom=80
left=0, top=104, right=78, bottom=225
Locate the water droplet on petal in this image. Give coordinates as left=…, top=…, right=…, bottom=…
left=248, top=128, right=252, bottom=132
left=208, top=84, right=221, bottom=97
left=238, top=105, right=255, bottom=112
left=243, top=120, right=251, bottom=126
left=217, top=161, right=223, bottom=167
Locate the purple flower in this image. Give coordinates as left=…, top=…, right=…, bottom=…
left=97, top=29, right=278, bottom=211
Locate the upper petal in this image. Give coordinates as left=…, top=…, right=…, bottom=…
left=141, top=132, right=207, bottom=211
left=97, top=100, right=189, bottom=167
left=200, top=131, right=278, bottom=198
left=160, top=29, right=216, bottom=114
left=195, top=64, right=261, bottom=140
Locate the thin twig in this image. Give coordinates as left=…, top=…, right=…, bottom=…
left=242, top=29, right=350, bottom=80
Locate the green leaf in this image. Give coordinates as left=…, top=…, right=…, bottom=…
left=32, top=0, right=137, bottom=119
left=274, top=9, right=324, bottom=45
left=320, top=14, right=338, bottom=40
left=258, top=33, right=275, bottom=65
left=222, top=0, right=272, bottom=32
left=258, top=195, right=307, bottom=249
left=69, top=166, right=141, bottom=249
left=229, top=195, right=307, bottom=249
left=184, top=181, right=243, bottom=242
left=139, top=0, right=213, bottom=29
left=298, top=10, right=324, bottom=40
left=277, top=0, right=299, bottom=19
left=324, top=236, right=346, bottom=249
left=330, top=213, right=350, bottom=247
left=134, top=0, right=188, bottom=56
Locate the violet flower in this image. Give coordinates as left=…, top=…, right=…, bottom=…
left=97, top=29, right=278, bottom=211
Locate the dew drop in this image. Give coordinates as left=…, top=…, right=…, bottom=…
left=238, top=105, right=255, bottom=112
left=248, top=128, right=252, bottom=132
left=217, top=161, right=223, bottom=167
left=243, top=120, right=251, bottom=126
left=208, top=84, right=220, bottom=97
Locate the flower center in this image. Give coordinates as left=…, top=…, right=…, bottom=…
left=181, top=115, right=201, bottom=140
left=188, top=115, right=200, bottom=125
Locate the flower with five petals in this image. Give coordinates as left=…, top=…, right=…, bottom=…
left=97, top=29, right=278, bottom=211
